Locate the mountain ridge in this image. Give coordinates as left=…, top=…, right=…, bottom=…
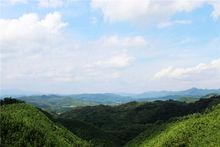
left=1, top=87, right=220, bottom=98
left=125, top=103, right=220, bottom=147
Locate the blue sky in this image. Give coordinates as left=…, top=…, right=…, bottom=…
left=0, top=0, right=220, bottom=93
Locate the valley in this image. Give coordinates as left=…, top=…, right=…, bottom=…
left=1, top=94, right=220, bottom=146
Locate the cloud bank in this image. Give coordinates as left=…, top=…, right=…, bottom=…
left=154, top=59, right=220, bottom=80
left=91, top=0, right=220, bottom=23
left=1, top=12, right=151, bottom=89
left=1, top=1, right=219, bottom=92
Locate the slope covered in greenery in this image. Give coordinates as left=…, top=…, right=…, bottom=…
left=58, top=95, right=220, bottom=146
left=1, top=96, right=219, bottom=147
left=125, top=104, right=220, bottom=147
left=0, top=100, right=91, bottom=147
left=57, top=118, right=121, bottom=147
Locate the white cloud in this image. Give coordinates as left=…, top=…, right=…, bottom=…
left=91, top=0, right=150, bottom=23
left=154, top=58, right=220, bottom=80
left=158, top=20, right=192, bottom=28
left=40, top=12, right=67, bottom=32
left=0, top=12, right=75, bottom=83
left=1, top=12, right=151, bottom=87
left=0, top=11, right=67, bottom=61
left=94, top=53, right=134, bottom=68
left=38, top=0, right=65, bottom=8
left=0, top=11, right=66, bottom=42
left=91, top=0, right=220, bottom=23
left=209, top=0, right=220, bottom=20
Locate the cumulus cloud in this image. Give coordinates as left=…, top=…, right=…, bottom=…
left=1, top=12, right=151, bottom=87
left=0, top=12, right=67, bottom=57
left=0, top=11, right=66, bottom=40
left=91, top=0, right=220, bottom=23
left=0, top=12, right=75, bottom=83
left=154, top=59, right=220, bottom=80
left=91, top=0, right=150, bottom=23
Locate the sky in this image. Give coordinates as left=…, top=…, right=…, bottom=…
left=0, top=0, right=220, bottom=94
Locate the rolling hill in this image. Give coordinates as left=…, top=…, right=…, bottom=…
left=125, top=103, right=220, bottom=147
left=134, top=87, right=220, bottom=100
left=1, top=94, right=165, bottom=114
left=13, top=94, right=133, bottom=113
left=17, top=95, right=99, bottom=113
left=0, top=98, right=91, bottom=146
left=71, top=93, right=133, bottom=105
left=58, top=95, right=220, bottom=146
left=2, top=88, right=219, bottom=114
left=1, top=95, right=220, bottom=147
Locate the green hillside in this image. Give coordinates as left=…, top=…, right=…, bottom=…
left=125, top=104, right=220, bottom=147
left=58, top=95, right=220, bottom=146
left=57, top=118, right=121, bottom=147
left=0, top=100, right=91, bottom=147
left=1, top=96, right=219, bottom=147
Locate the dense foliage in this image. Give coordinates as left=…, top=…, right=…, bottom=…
left=0, top=102, right=91, bottom=147
left=57, top=118, right=121, bottom=146
left=58, top=95, right=220, bottom=146
left=125, top=104, right=220, bottom=147
left=0, top=97, right=24, bottom=106
left=1, top=95, right=219, bottom=147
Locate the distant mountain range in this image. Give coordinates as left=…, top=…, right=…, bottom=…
left=1, top=88, right=220, bottom=113
left=1, top=87, right=220, bottom=98
left=71, top=93, right=133, bottom=104
left=132, top=87, right=220, bottom=99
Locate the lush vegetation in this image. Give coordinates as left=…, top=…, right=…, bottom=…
left=125, top=103, right=220, bottom=147
left=58, top=95, right=220, bottom=146
left=1, top=95, right=220, bottom=147
left=0, top=97, right=24, bottom=105
left=0, top=99, right=91, bottom=147
left=57, top=118, right=121, bottom=146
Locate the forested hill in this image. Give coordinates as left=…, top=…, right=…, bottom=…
left=58, top=95, right=220, bottom=146
left=125, top=103, right=220, bottom=147
left=0, top=98, right=91, bottom=147
left=1, top=96, right=220, bottom=147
